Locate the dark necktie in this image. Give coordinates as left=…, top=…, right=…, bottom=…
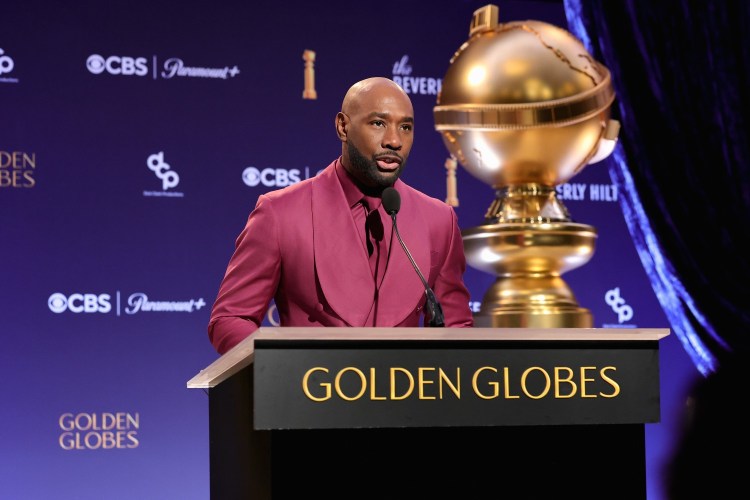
left=361, top=197, right=384, bottom=278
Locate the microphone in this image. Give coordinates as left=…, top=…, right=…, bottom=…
left=382, top=187, right=445, bottom=327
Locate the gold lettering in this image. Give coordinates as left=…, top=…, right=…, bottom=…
left=521, top=367, right=551, bottom=399
left=390, top=367, right=414, bottom=400
left=0, top=151, right=10, bottom=168
left=580, top=366, right=597, bottom=398
left=472, top=366, right=499, bottom=399
left=59, top=431, right=75, bottom=450
left=0, top=169, right=34, bottom=187
left=554, top=367, right=577, bottom=398
left=369, top=367, right=386, bottom=400
left=302, top=367, right=331, bottom=401
left=0, top=151, right=35, bottom=169
left=417, top=367, right=436, bottom=400
left=59, top=413, right=75, bottom=431
left=503, top=366, right=520, bottom=399
left=58, top=430, right=141, bottom=450
left=335, top=367, right=366, bottom=401
left=57, top=412, right=141, bottom=450
left=126, top=430, right=139, bottom=448
left=23, top=170, right=34, bottom=186
left=438, top=368, right=460, bottom=399
left=599, top=366, right=620, bottom=397
left=102, top=413, right=116, bottom=430
left=125, top=412, right=139, bottom=429
left=75, top=413, right=94, bottom=430
left=22, top=152, right=35, bottom=168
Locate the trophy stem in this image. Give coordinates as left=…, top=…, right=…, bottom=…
left=485, top=184, right=571, bottom=224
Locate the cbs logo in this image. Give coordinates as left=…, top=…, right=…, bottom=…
left=48, top=293, right=112, bottom=314
left=87, top=54, right=148, bottom=76
left=242, top=167, right=301, bottom=188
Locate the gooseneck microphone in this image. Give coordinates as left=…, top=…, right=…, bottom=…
left=382, top=187, right=445, bottom=327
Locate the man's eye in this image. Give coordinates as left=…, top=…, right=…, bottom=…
left=401, top=124, right=413, bottom=131
left=372, top=120, right=385, bottom=127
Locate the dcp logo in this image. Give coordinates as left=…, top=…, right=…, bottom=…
left=147, top=152, right=179, bottom=190
left=605, top=287, right=634, bottom=324
left=49, top=293, right=112, bottom=314
left=242, top=166, right=301, bottom=188
left=87, top=54, right=148, bottom=76
left=0, top=48, right=14, bottom=75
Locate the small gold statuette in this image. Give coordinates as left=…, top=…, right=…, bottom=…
left=445, top=156, right=459, bottom=207
left=302, top=49, right=317, bottom=100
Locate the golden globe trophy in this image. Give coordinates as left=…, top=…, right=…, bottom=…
left=434, top=5, right=619, bottom=328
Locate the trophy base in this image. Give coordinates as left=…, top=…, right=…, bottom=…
left=462, top=221, right=597, bottom=329
left=473, top=307, right=593, bottom=328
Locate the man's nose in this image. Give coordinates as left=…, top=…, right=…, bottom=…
left=382, top=128, right=403, bottom=150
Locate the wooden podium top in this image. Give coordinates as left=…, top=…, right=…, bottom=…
left=187, top=327, right=669, bottom=389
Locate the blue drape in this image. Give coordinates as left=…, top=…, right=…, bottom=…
left=563, top=0, right=750, bottom=375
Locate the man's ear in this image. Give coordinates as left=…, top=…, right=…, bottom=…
left=335, top=112, right=348, bottom=141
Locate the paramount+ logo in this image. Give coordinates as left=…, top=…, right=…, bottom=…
left=59, top=412, right=139, bottom=450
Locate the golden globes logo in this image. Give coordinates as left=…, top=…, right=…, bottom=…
left=0, top=150, right=35, bottom=188
left=58, top=412, right=140, bottom=450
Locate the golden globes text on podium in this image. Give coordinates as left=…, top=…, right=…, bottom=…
left=188, top=327, right=668, bottom=499
left=434, top=5, right=620, bottom=328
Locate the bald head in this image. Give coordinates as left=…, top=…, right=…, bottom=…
left=341, top=77, right=412, bottom=116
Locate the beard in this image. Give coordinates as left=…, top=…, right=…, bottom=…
left=347, top=141, right=406, bottom=192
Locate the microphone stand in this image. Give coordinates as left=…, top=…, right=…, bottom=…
left=389, top=213, right=445, bottom=328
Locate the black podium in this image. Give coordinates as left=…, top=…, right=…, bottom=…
left=187, top=327, right=669, bottom=500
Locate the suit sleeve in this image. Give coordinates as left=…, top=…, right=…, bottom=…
left=207, top=194, right=281, bottom=354
left=433, top=208, right=474, bottom=327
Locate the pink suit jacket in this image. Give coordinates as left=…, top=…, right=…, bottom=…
left=208, top=160, right=473, bottom=354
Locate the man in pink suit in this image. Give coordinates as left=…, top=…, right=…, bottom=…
left=208, top=77, right=473, bottom=354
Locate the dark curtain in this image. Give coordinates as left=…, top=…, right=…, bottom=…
left=563, top=0, right=750, bottom=375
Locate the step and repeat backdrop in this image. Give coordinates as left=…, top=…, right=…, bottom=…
left=2, top=1, right=698, bottom=498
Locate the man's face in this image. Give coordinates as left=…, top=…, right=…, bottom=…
left=340, top=85, right=414, bottom=190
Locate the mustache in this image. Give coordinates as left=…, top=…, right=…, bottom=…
left=374, top=152, right=404, bottom=162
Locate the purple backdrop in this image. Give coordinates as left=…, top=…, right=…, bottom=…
left=1, top=1, right=698, bottom=498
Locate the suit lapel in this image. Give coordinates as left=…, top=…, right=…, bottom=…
left=312, top=164, right=376, bottom=326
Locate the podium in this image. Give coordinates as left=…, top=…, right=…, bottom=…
left=187, top=327, right=669, bottom=499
